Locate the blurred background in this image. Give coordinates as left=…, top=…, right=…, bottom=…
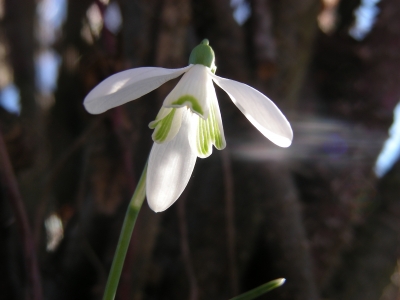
left=1, top=0, right=400, bottom=299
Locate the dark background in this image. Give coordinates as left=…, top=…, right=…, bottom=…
left=1, top=0, right=400, bottom=299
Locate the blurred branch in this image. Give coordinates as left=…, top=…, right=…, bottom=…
left=4, top=0, right=37, bottom=119
left=0, top=129, right=42, bottom=300
left=324, top=162, right=400, bottom=300
left=250, top=0, right=277, bottom=81
left=177, top=190, right=199, bottom=300
left=34, top=115, right=105, bottom=247
left=221, top=150, right=239, bottom=296
left=194, top=0, right=249, bottom=81
left=264, top=0, right=320, bottom=109
left=335, top=0, right=361, bottom=34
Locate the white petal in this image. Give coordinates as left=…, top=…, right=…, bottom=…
left=84, top=65, right=193, bottom=114
left=146, top=109, right=196, bottom=212
left=188, top=96, right=226, bottom=158
left=210, top=73, right=293, bottom=147
left=163, top=64, right=215, bottom=119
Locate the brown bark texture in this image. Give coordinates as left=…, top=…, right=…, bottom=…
left=1, top=0, right=400, bottom=299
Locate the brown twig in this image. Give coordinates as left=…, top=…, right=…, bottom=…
left=0, top=128, right=43, bottom=300
left=221, top=150, right=239, bottom=296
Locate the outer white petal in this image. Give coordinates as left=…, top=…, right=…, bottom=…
left=84, top=65, right=193, bottom=114
left=210, top=73, right=293, bottom=148
left=147, top=109, right=197, bottom=212
left=163, top=64, right=214, bottom=119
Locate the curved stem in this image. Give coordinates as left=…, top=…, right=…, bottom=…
left=102, top=162, right=148, bottom=300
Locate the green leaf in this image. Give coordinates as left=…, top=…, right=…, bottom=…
left=229, top=278, right=286, bottom=300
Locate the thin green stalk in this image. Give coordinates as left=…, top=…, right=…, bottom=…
left=102, top=162, right=148, bottom=300
left=230, top=278, right=285, bottom=300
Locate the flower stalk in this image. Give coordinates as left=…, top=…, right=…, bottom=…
left=102, top=162, right=147, bottom=300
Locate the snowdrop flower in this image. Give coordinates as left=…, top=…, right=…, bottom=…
left=84, top=39, right=292, bottom=212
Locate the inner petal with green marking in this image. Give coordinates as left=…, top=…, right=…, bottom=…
left=191, top=99, right=226, bottom=158
left=163, top=64, right=215, bottom=120
left=150, top=108, right=184, bottom=144
left=171, top=95, right=203, bottom=117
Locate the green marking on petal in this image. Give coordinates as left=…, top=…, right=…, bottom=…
left=153, top=109, right=176, bottom=143
left=200, top=117, right=210, bottom=155
left=149, top=119, right=159, bottom=129
left=195, top=101, right=225, bottom=157
left=171, top=95, right=204, bottom=116
left=149, top=107, right=173, bottom=129
left=210, top=104, right=224, bottom=150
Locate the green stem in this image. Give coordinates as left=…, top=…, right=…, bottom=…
left=102, top=162, right=148, bottom=300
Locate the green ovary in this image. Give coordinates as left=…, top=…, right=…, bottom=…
left=188, top=39, right=216, bottom=69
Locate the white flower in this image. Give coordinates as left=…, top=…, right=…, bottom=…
left=84, top=39, right=292, bottom=212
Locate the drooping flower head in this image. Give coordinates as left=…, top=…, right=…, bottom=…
left=84, top=39, right=292, bottom=212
